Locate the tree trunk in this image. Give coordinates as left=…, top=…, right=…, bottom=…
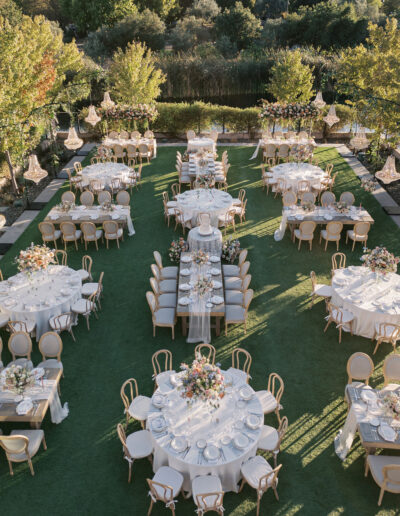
left=5, top=150, right=19, bottom=194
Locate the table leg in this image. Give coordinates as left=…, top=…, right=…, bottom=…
left=215, top=317, right=221, bottom=336
left=181, top=316, right=187, bottom=336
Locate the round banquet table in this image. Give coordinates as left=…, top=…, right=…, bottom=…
left=0, top=265, right=82, bottom=338
left=270, top=163, right=327, bottom=192
left=187, top=227, right=223, bottom=255
left=176, top=189, right=233, bottom=227
left=80, top=162, right=131, bottom=188
left=147, top=371, right=263, bottom=493
left=331, top=266, right=400, bottom=338
left=187, top=138, right=216, bottom=153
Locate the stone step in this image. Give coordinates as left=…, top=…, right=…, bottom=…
left=30, top=179, right=65, bottom=210
left=0, top=210, right=40, bottom=254
left=77, top=142, right=97, bottom=156
left=58, top=156, right=86, bottom=179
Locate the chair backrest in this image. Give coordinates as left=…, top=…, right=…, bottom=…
left=274, top=131, right=283, bottom=138
left=198, top=213, right=211, bottom=227
left=103, top=220, right=119, bottom=236
left=326, top=221, right=343, bottom=236
left=277, top=416, right=289, bottom=447
left=383, top=354, right=400, bottom=385
left=297, top=180, right=310, bottom=193
left=74, top=162, right=82, bottom=173
left=49, top=312, right=72, bottom=332
left=39, top=332, right=62, bottom=360
left=81, top=222, right=97, bottom=238
left=383, top=464, right=400, bottom=487
left=131, top=131, right=141, bottom=139
left=265, top=144, right=276, bottom=157
left=240, top=261, right=250, bottom=278
left=150, top=264, right=161, bottom=282
left=242, top=274, right=251, bottom=293
left=328, top=302, right=346, bottom=324
left=60, top=222, right=77, bottom=238
left=353, top=222, right=370, bottom=237
left=282, top=191, right=297, bottom=207
left=321, top=191, right=336, bottom=206
left=98, top=191, right=111, bottom=204
left=144, top=130, right=154, bottom=139
left=244, top=289, right=254, bottom=311
left=153, top=251, right=163, bottom=270
left=0, top=435, right=29, bottom=457
left=268, top=372, right=284, bottom=403
left=232, top=348, right=252, bottom=377
left=276, top=177, right=287, bottom=192
left=113, top=144, right=125, bottom=157
left=325, top=163, right=334, bottom=176
left=258, top=463, right=282, bottom=493
left=299, top=221, right=316, bottom=236
left=120, top=378, right=139, bottom=411
left=238, top=249, right=248, bottom=266
left=210, top=130, right=219, bottom=142
left=187, top=130, right=196, bottom=140
left=298, top=131, right=308, bottom=139
left=8, top=331, right=32, bottom=359
left=80, top=190, right=94, bottom=206
left=90, top=157, right=101, bottom=165
left=332, top=252, right=346, bottom=272
left=61, top=191, right=75, bottom=204
left=378, top=323, right=400, bottom=342
left=146, top=291, right=157, bottom=315
left=339, top=191, right=355, bottom=206
left=126, top=144, right=136, bottom=158
left=278, top=144, right=290, bottom=157
left=152, top=349, right=173, bottom=377
left=39, top=221, right=56, bottom=239
left=171, top=183, right=180, bottom=198
left=116, top=190, right=130, bottom=206
left=139, top=143, right=149, bottom=155
left=108, top=131, right=119, bottom=139
left=0, top=268, right=3, bottom=281
left=285, top=131, right=295, bottom=138
left=149, top=277, right=161, bottom=299
left=116, top=423, right=131, bottom=460
left=299, top=192, right=315, bottom=205
left=347, top=352, right=374, bottom=384
left=147, top=478, right=174, bottom=503
left=82, top=254, right=93, bottom=274
left=54, top=249, right=67, bottom=266
left=195, top=343, right=216, bottom=365
left=195, top=490, right=224, bottom=512
left=119, top=130, right=129, bottom=139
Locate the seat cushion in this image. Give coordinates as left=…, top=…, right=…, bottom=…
left=222, top=264, right=240, bottom=277
left=321, top=229, right=340, bottom=241
left=85, top=230, right=103, bottom=241
left=37, top=358, right=63, bottom=371
left=159, top=279, right=177, bottom=293
left=167, top=201, right=177, bottom=208
left=64, top=230, right=82, bottom=240
left=375, top=323, right=399, bottom=340
left=294, top=229, right=313, bottom=240
left=258, top=425, right=279, bottom=451
left=224, top=277, right=242, bottom=290
left=332, top=308, right=354, bottom=324
left=71, top=298, right=95, bottom=314
left=161, top=266, right=178, bottom=279
left=128, top=395, right=151, bottom=421
left=232, top=199, right=241, bottom=206
left=225, top=304, right=245, bottom=322
left=44, top=230, right=61, bottom=240
left=158, top=293, right=177, bottom=308
left=225, top=290, right=244, bottom=305
left=346, top=230, right=366, bottom=241
left=153, top=466, right=184, bottom=500
left=81, top=282, right=98, bottom=296
left=9, top=429, right=44, bottom=461
left=256, top=390, right=278, bottom=414
left=241, top=456, right=275, bottom=490
left=126, top=429, right=153, bottom=459
left=49, top=314, right=71, bottom=331
left=313, top=284, right=333, bottom=297
left=77, top=269, right=90, bottom=281
left=367, top=455, right=400, bottom=493
left=155, top=308, right=175, bottom=325
left=106, top=228, right=123, bottom=239
left=192, top=475, right=222, bottom=509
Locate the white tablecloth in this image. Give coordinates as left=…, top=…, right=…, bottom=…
left=270, top=163, right=327, bottom=192
left=188, top=154, right=216, bottom=177
left=103, top=137, right=157, bottom=157
left=188, top=138, right=216, bottom=153
left=81, top=163, right=131, bottom=188
left=188, top=227, right=223, bottom=254
left=176, top=189, right=233, bottom=227
left=331, top=266, right=400, bottom=338
left=250, top=137, right=316, bottom=159
left=148, top=372, right=263, bottom=493
left=0, top=266, right=82, bottom=339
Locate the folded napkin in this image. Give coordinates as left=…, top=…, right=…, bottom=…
left=16, top=397, right=33, bottom=415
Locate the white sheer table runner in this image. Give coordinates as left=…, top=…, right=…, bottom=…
left=176, top=189, right=233, bottom=227
left=331, top=266, right=400, bottom=338
left=187, top=264, right=211, bottom=344
left=0, top=379, right=68, bottom=424
left=250, top=137, right=316, bottom=159
left=0, top=266, right=82, bottom=339
left=187, top=227, right=223, bottom=255
left=148, top=372, right=263, bottom=493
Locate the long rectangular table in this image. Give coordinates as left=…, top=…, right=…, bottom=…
left=103, top=137, right=157, bottom=158
left=176, top=252, right=225, bottom=336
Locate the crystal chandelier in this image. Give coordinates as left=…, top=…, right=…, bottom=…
left=23, top=154, right=48, bottom=184
left=323, top=105, right=340, bottom=127
left=101, top=92, right=115, bottom=110
left=64, top=127, right=83, bottom=150
left=313, top=91, right=326, bottom=109
left=350, top=127, right=369, bottom=151
left=379, top=156, right=397, bottom=177
left=84, top=105, right=101, bottom=127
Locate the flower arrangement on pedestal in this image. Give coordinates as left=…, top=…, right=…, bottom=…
left=221, top=238, right=241, bottom=263
left=361, top=178, right=378, bottom=193
left=382, top=393, right=400, bottom=420
left=169, top=238, right=188, bottom=263
left=334, top=201, right=349, bottom=214
left=361, top=246, right=399, bottom=275
left=4, top=365, right=35, bottom=395
left=15, top=243, right=55, bottom=275
left=192, top=276, right=213, bottom=297
left=179, top=354, right=225, bottom=408
left=192, top=250, right=209, bottom=266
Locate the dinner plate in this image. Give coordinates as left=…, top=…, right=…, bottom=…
left=239, top=385, right=254, bottom=401
left=378, top=423, right=397, bottom=442
left=179, top=284, right=191, bottom=291
left=245, top=414, right=262, bottom=430
left=16, top=398, right=33, bottom=415
left=171, top=436, right=187, bottom=453
left=221, top=435, right=231, bottom=446
left=60, top=288, right=72, bottom=296
left=206, top=302, right=213, bottom=308
left=361, top=390, right=377, bottom=403
left=212, top=280, right=222, bottom=289
left=233, top=433, right=249, bottom=450
left=211, top=296, right=224, bottom=305
left=210, top=256, right=220, bottom=263
left=179, top=297, right=191, bottom=306
left=369, top=418, right=380, bottom=427
left=196, top=439, right=207, bottom=450
left=152, top=393, right=166, bottom=408
left=203, top=444, right=220, bottom=462
left=151, top=417, right=167, bottom=433
left=180, top=269, right=191, bottom=276
left=181, top=256, right=192, bottom=263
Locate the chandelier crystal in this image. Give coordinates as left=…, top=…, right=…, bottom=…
left=323, top=105, right=340, bottom=127
left=101, top=92, right=115, bottom=110
left=350, top=127, right=369, bottom=151
left=23, top=154, right=48, bottom=184
left=313, top=91, right=326, bottom=109
left=84, top=105, right=101, bottom=127
left=64, top=127, right=83, bottom=150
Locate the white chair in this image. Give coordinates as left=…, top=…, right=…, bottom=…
left=38, top=332, right=63, bottom=373
left=49, top=312, right=75, bottom=341
left=319, top=221, right=343, bottom=251
left=240, top=456, right=282, bottom=516
left=382, top=354, right=400, bottom=393
left=192, top=475, right=225, bottom=515
left=120, top=378, right=151, bottom=429
left=81, top=272, right=104, bottom=309
left=225, top=289, right=253, bottom=336
left=71, top=293, right=98, bottom=330
left=256, top=372, right=284, bottom=420
left=345, top=352, right=374, bottom=402
left=309, top=271, right=333, bottom=308
left=0, top=430, right=47, bottom=476
left=77, top=255, right=93, bottom=282
left=8, top=332, right=33, bottom=369
left=103, top=220, right=124, bottom=249
left=257, top=416, right=288, bottom=467
left=152, top=349, right=175, bottom=388
left=151, top=264, right=177, bottom=293
left=225, top=274, right=251, bottom=305
left=324, top=302, right=354, bottom=343
left=146, top=293, right=176, bottom=340
left=8, top=319, right=36, bottom=335
left=222, top=249, right=248, bottom=277
left=224, top=261, right=250, bottom=290
left=365, top=455, right=400, bottom=506
left=150, top=277, right=177, bottom=308
left=293, top=221, right=316, bottom=251
left=117, top=424, right=153, bottom=483
left=372, top=323, right=400, bottom=355
left=147, top=466, right=184, bottom=515
left=227, top=347, right=252, bottom=384
left=153, top=251, right=178, bottom=280
left=346, top=222, right=370, bottom=251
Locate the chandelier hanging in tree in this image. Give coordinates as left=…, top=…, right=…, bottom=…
left=23, top=154, right=48, bottom=184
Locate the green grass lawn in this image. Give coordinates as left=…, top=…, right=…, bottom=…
left=0, top=146, right=399, bottom=516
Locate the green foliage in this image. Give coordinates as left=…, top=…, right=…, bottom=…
left=84, top=9, right=166, bottom=60
left=170, top=15, right=213, bottom=51
left=136, top=0, right=177, bottom=19
left=266, top=49, right=314, bottom=102
left=336, top=18, right=400, bottom=136
left=217, top=0, right=256, bottom=9
left=187, top=0, right=220, bottom=19
left=215, top=1, right=262, bottom=50
left=0, top=0, right=22, bottom=24
left=109, top=41, right=166, bottom=104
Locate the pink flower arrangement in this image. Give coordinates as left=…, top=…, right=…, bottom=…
left=383, top=393, right=400, bottom=420
left=179, top=354, right=225, bottom=408
left=15, top=243, right=55, bottom=275
left=361, top=246, right=399, bottom=275
left=259, top=101, right=320, bottom=121
left=99, top=103, right=158, bottom=122
left=169, top=238, right=188, bottom=263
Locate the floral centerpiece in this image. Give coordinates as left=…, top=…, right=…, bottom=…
left=192, top=250, right=209, bottom=265
left=302, top=201, right=315, bottom=212
left=221, top=238, right=241, bottom=263
left=15, top=243, right=55, bottom=275
left=361, top=246, right=399, bottom=275
left=169, top=238, right=188, bottom=263
left=293, top=146, right=310, bottom=163
left=4, top=365, right=35, bottom=395
left=382, top=392, right=400, bottom=420
left=259, top=101, right=320, bottom=122
left=192, top=276, right=213, bottom=297
left=58, top=200, right=74, bottom=212
left=101, top=201, right=115, bottom=212
left=179, top=354, right=225, bottom=408
left=361, top=178, right=378, bottom=193
left=334, top=201, right=349, bottom=214
left=96, top=146, right=113, bottom=160
left=195, top=174, right=215, bottom=189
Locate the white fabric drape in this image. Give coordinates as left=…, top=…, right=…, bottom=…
left=188, top=227, right=223, bottom=255
left=176, top=189, right=233, bottom=227
left=187, top=295, right=211, bottom=344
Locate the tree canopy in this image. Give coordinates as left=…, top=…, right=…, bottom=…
left=215, top=1, right=262, bottom=50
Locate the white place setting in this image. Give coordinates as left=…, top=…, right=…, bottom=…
left=176, top=189, right=233, bottom=227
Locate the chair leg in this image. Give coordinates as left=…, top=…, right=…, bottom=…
left=352, top=240, right=355, bottom=251
left=147, top=499, right=154, bottom=516
left=28, top=458, right=35, bottom=476
left=128, top=461, right=132, bottom=483
left=69, top=326, right=76, bottom=342
left=85, top=314, right=90, bottom=330
left=324, top=319, right=332, bottom=333
left=378, top=488, right=385, bottom=506
left=256, top=492, right=261, bottom=516
left=7, top=460, right=13, bottom=476
left=42, top=435, right=47, bottom=450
